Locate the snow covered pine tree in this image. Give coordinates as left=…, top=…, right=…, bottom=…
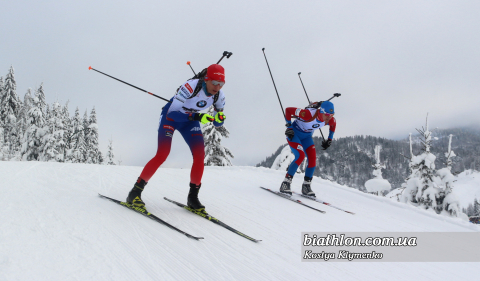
left=106, top=138, right=116, bottom=165
left=203, top=105, right=233, bottom=166
left=1, top=66, right=22, bottom=160
left=364, top=145, right=391, bottom=196
left=400, top=115, right=463, bottom=217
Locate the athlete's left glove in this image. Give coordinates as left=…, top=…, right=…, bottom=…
left=321, top=139, right=332, bottom=150
left=215, top=112, right=226, bottom=123
left=190, top=113, right=214, bottom=124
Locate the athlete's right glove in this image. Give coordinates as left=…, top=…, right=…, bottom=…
left=306, top=101, right=322, bottom=109
left=215, top=112, right=226, bottom=123
left=285, top=127, right=295, bottom=140
left=190, top=113, right=214, bottom=124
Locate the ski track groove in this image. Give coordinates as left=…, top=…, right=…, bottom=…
left=126, top=214, right=156, bottom=269
left=199, top=228, right=238, bottom=280
left=104, top=221, right=161, bottom=280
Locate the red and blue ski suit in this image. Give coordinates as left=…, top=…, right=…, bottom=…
left=285, top=107, right=336, bottom=178
left=138, top=79, right=225, bottom=185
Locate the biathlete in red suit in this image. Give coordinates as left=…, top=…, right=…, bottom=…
left=279, top=101, right=336, bottom=197
left=126, top=64, right=227, bottom=211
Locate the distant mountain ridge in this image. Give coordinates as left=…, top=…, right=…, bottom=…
left=256, top=127, right=480, bottom=191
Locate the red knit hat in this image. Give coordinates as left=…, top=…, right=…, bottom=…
left=205, top=64, right=225, bottom=82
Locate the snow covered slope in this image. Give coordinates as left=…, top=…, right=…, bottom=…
left=1, top=162, right=479, bottom=280
left=453, top=170, right=480, bottom=209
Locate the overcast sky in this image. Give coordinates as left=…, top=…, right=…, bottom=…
left=2, top=0, right=480, bottom=168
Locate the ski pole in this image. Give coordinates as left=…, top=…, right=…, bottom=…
left=217, top=51, right=233, bottom=64
left=88, top=66, right=171, bottom=103
left=298, top=73, right=341, bottom=103
left=186, top=61, right=196, bottom=75
left=299, top=72, right=325, bottom=141
left=298, top=72, right=311, bottom=104
left=262, top=48, right=286, bottom=119
left=187, top=51, right=232, bottom=77
left=327, top=93, right=341, bottom=101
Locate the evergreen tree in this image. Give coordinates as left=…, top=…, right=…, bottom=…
left=474, top=198, right=480, bottom=217
left=1, top=66, right=22, bottom=159
left=0, top=127, right=6, bottom=160
left=68, top=107, right=85, bottom=163
left=202, top=106, right=234, bottom=166
left=35, top=83, right=47, bottom=119
left=82, top=109, right=89, bottom=162
left=106, top=138, right=115, bottom=165
left=74, top=129, right=86, bottom=163
left=400, top=115, right=461, bottom=217
left=19, top=88, right=33, bottom=134
left=466, top=203, right=475, bottom=216
left=444, top=134, right=456, bottom=171
left=20, top=92, right=47, bottom=161
left=365, top=145, right=391, bottom=196
left=0, top=77, right=4, bottom=111
left=85, top=107, right=101, bottom=164
left=40, top=101, right=65, bottom=162
left=401, top=116, right=439, bottom=209
left=61, top=101, right=73, bottom=162
left=0, top=77, right=4, bottom=138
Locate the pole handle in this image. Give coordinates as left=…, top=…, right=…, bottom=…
left=217, top=51, right=233, bottom=64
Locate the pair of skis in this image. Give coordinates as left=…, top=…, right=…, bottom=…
left=99, top=194, right=260, bottom=242
left=260, top=187, right=355, bottom=215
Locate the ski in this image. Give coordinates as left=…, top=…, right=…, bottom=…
left=98, top=194, right=204, bottom=241
left=163, top=197, right=261, bottom=243
left=260, top=187, right=326, bottom=214
left=292, top=191, right=355, bottom=215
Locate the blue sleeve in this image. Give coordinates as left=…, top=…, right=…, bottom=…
left=328, top=130, right=334, bottom=140
left=213, top=119, right=224, bottom=127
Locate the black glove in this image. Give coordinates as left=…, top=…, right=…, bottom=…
left=285, top=128, right=295, bottom=139
left=306, top=101, right=322, bottom=109
left=321, top=139, right=332, bottom=150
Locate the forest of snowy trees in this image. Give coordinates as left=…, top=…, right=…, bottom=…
left=257, top=127, right=480, bottom=190
left=0, top=66, right=115, bottom=164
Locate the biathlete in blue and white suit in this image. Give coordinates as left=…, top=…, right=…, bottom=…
left=279, top=101, right=336, bottom=197
left=126, top=64, right=227, bottom=211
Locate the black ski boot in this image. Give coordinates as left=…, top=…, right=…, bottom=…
left=187, top=183, right=205, bottom=211
left=126, top=178, right=147, bottom=210
left=302, top=176, right=315, bottom=197
left=279, top=174, right=293, bottom=195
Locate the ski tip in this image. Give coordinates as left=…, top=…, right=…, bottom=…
left=187, top=61, right=191, bottom=65
left=88, top=66, right=92, bottom=70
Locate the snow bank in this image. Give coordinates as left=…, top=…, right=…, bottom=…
left=365, top=178, right=392, bottom=193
